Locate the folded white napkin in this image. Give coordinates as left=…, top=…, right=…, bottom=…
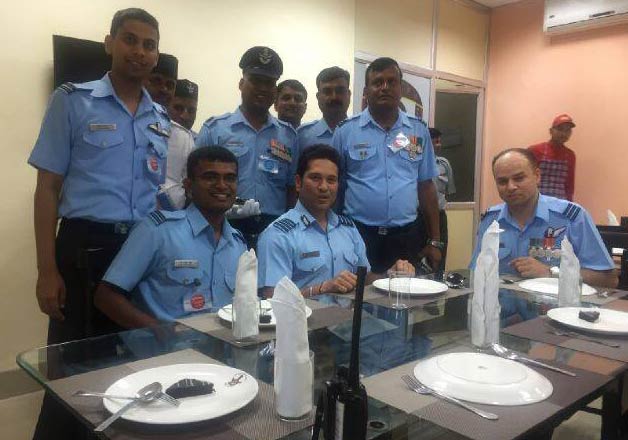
left=471, top=220, right=501, bottom=347
left=232, top=249, right=259, bottom=340
left=558, top=238, right=581, bottom=307
left=270, top=277, right=312, bottom=418
left=608, top=209, right=620, bottom=226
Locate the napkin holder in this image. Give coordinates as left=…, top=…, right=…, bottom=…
left=319, top=267, right=368, bottom=440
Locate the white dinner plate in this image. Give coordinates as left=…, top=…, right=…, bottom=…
left=372, top=278, right=448, bottom=296
left=518, top=277, right=596, bottom=296
left=414, top=352, right=553, bottom=406
left=103, top=363, right=258, bottom=424
left=218, top=300, right=313, bottom=328
left=547, top=307, right=628, bottom=335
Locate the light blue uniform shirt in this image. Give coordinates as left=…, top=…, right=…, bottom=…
left=257, top=201, right=371, bottom=289
left=28, top=74, right=170, bottom=223
left=470, top=195, right=614, bottom=274
left=297, top=118, right=334, bottom=153
left=195, top=108, right=297, bottom=216
left=332, top=109, right=438, bottom=227
left=103, top=203, right=247, bottom=321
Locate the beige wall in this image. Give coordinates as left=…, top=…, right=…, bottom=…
left=355, top=0, right=434, bottom=68
left=484, top=0, right=628, bottom=221
left=446, top=209, right=475, bottom=271
left=0, top=0, right=355, bottom=373
left=437, top=0, right=489, bottom=80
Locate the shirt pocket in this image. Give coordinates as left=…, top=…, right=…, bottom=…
left=295, top=255, right=325, bottom=277
left=81, top=130, right=124, bottom=150
left=347, top=144, right=377, bottom=162
left=223, top=140, right=250, bottom=158
left=342, top=249, right=359, bottom=272
left=165, top=266, right=206, bottom=289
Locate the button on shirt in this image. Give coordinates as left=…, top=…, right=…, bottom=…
left=103, top=203, right=247, bottom=321
left=332, top=109, right=438, bottom=227
left=469, top=195, right=614, bottom=274
left=195, top=108, right=297, bottom=216
left=257, top=201, right=370, bottom=289
left=28, top=74, right=170, bottom=223
left=297, top=118, right=333, bottom=154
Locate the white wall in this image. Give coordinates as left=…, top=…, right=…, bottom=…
left=0, top=0, right=355, bottom=373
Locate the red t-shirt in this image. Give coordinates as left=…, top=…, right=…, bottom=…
left=528, top=141, right=575, bottom=201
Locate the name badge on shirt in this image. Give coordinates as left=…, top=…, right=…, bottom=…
left=148, top=122, right=171, bottom=138
left=300, top=250, right=320, bottom=259
left=269, top=139, right=292, bottom=163
left=258, top=155, right=279, bottom=174
left=89, top=123, right=116, bottom=131
left=183, top=291, right=212, bottom=313
left=174, top=259, right=199, bottom=269
left=146, top=155, right=161, bottom=174
left=353, top=143, right=369, bottom=149
left=388, top=132, right=409, bottom=154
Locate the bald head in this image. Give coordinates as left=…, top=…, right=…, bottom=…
left=492, top=148, right=540, bottom=208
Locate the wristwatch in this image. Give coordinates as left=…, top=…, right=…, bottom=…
left=426, top=239, right=445, bottom=251
left=549, top=266, right=560, bottom=278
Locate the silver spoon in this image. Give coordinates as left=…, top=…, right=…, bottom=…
left=490, top=343, right=577, bottom=377
left=94, top=382, right=162, bottom=432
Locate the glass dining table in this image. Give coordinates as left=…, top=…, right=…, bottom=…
left=16, top=277, right=628, bottom=440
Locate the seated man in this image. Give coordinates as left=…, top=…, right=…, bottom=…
left=471, top=148, right=617, bottom=288
left=257, top=144, right=414, bottom=298
left=94, top=147, right=247, bottom=327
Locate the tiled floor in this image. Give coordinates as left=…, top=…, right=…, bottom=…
left=0, top=390, right=602, bottom=440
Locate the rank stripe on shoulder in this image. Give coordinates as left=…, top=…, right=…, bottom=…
left=58, top=82, right=76, bottom=94
left=149, top=210, right=167, bottom=226
left=562, top=203, right=581, bottom=221
left=272, top=218, right=297, bottom=233
left=338, top=215, right=354, bottom=227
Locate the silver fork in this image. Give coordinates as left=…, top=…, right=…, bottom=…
left=73, top=390, right=180, bottom=407
left=401, top=375, right=499, bottom=420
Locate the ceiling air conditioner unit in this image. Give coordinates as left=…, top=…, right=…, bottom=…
left=544, top=0, right=628, bottom=35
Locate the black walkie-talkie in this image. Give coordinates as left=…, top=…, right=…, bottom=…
left=319, top=266, right=368, bottom=440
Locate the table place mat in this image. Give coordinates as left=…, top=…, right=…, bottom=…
left=363, top=346, right=612, bottom=440
left=350, top=285, right=472, bottom=309
left=48, top=348, right=313, bottom=440
left=500, top=281, right=626, bottom=306
left=604, top=299, right=628, bottom=313
left=181, top=304, right=353, bottom=348
left=502, top=316, right=628, bottom=363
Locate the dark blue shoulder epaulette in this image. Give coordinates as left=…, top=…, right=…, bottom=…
left=336, top=115, right=357, bottom=128
left=562, top=203, right=581, bottom=221
left=232, top=230, right=246, bottom=245
left=338, top=215, right=354, bottom=227
left=273, top=218, right=297, bottom=233
left=57, top=82, right=76, bottom=94
left=148, top=210, right=168, bottom=226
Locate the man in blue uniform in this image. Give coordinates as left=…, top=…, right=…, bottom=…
left=29, top=7, right=169, bottom=344
left=298, top=66, right=351, bottom=153
left=257, top=144, right=414, bottom=297
left=28, top=8, right=168, bottom=440
left=94, top=147, right=247, bottom=327
left=196, top=46, right=297, bottom=249
left=332, top=57, right=442, bottom=274
left=274, top=79, right=307, bottom=129
left=470, top=148, right=617, bottom=288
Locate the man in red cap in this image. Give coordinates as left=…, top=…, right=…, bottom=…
left=528, top=114, right=576, bottom=201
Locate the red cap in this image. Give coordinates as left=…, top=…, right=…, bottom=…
left=551, top=114, right=575, bottom=128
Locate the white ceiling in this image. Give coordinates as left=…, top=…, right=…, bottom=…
left=474, top=0, right=521, bottom=7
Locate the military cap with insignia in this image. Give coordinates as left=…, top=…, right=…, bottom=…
left=153, top=53, right=178, bottom=79
left=175, top=79, right=198, bottom=100
left=239, top=46, right=283, bottom=80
